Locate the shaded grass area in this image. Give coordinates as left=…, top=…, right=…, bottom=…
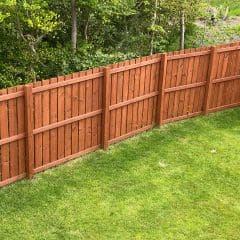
left=0, top=108, right=240, bottom=240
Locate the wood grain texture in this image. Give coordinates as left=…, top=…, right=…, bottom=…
left=0, top=89, right=10, bottom=180
left=102, top=67, right=111, bottom=149
left=1, top=42, right=240, bottom=187
left=8, top=87, right=18, bottom=177
left=24, top=85, right=34, bottom=178
left=203, top=47, right=218, bottom=115
left=157, top=53, right=167, bottom=125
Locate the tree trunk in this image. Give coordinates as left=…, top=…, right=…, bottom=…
left=150, top=0, right=158, bottom=55
left=180, top=12, right=185, bottom=50
left=71, top=0, right=77, bottom=53
left=223, top=6, right=229, bottom=21
left=84, top=19, right=89, bottom=42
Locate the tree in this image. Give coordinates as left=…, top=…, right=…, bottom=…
left=180, top=11, right=185, bottom=50
left=0, top=0, right=15, bottom=22
left=162, top=0, right=206, bottom=50
left=71, top=0, right=77, bottom=52
left=0, top=0, right=209, bottom=88
left=1, top=0, right=58, bottom=81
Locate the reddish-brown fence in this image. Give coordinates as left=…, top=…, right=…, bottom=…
left=1, top=41, right=240, bottom=187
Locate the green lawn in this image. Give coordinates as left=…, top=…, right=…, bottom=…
left=211, top=0, right=240, bottom=16
left=0, top=108, right=240, bottom=240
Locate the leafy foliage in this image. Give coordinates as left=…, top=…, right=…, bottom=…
left=0, top=0, right=227, bottom=88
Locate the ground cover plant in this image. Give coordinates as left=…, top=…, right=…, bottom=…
left=211, top=0, right=240, bottom=16
left=0, top=108, right=240, bottom=239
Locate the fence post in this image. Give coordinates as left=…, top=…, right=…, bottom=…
left=203, top=46, right=217, bottom=115
left=156, top=53, right=168, bottom=125
left=24, top=84, right=34, bottom=178
left=102, top=67, right=111, bottom=150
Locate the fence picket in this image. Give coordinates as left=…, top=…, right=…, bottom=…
left=24, top=85, right=34, bottom=178
left=157, top=53, right=167, bottom=125
left=0, top=41, right=240, bottom=187
left=204, top=46, right=218, bottom=115
left=102, top=67, right=111, bottom=150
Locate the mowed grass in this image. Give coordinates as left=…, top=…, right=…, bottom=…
left=0, top=108, right=240, bottom=240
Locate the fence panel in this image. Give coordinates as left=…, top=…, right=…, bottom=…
left=210, top=42, right=240, bottom=111
left=0, top=87, right=26, bottom=184
left=0, top=41, right=240, bottom=187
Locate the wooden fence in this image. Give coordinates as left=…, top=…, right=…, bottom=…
left=0, top=41, right=240, bottom=187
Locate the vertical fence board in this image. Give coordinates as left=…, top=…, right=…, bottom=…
left=181, top=49, right=191, bottom=117
left=152, top=55, right=160, bottom=124
left=16, top=86, right=25, bottom=175
left=224, top=43, right=235, bottom=105
left=147, top=56, right=154, bottom=126
left=212, top=46, right=223, bottom=108
left=173, top=50, right=184, bottom=118
left=64, top=74, right=72, bottom=156
left=0, top=89, right=10, bottom=180
left=193, top=48, right=202, bottom=113
left=210, top=46, right=219, bottom=109
left=102, top=67, right=111, bottom=150
left=42, top=80, right=50, bottom=165
left=7, top=87, right=19, bottom=177
left=92, top=68, right=100, bottom=147
left=127, top=59, right=136, bottom=133
left=143, top=56, right=151, bottom=127
left=1, top=41, right=240, bottom=187
left=204, top=47, right=218, bottom=115
left=226, top=43, right=238, bottom=105
left=168, top=52, right=178, bottom=119
left=97, top=70, right=103, bottom=146
left=121, top=60, right=130, bottom=136
left=185, top=49, right=195, bottom=116
left=138, top=57, right=147, bottom=128
left=115, top=62, right=123, bottom=138
left=147, top=55, right=154, bottom=126
left=24, top=85, right=34, bottom=178
left=192, top=49, right=202, bottom=114
left=177, top=49, right=188, bottom=117
left=199, top=47, right=210, bottom=112
left=33, top=81, right=43, bottom=168
left=109, top=63, right=118, bottom=140
left=71, top=73, right=80, bottom=154
left=231, top=43, right=239, bottom=104
left=164, top=52, right=173, bottom=121
left=234, top=43, right=240, bottom=103
left=184, top=49, right=194, bottom=115
left=78, top=71, right=86, bottom=151
left=85, top=70, right=93, bottom=149
left=157, top=53, right=167, bottom=125
left=91, top=70, right=98, bottom=147
left=132, top=58, right=141, bottom=131
left=188, top=49, right=197, bottom=115
left=57, top=76, right=65, bottom=160
left=50, top=78, right=58, bottom=162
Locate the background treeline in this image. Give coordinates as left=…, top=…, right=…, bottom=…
left=0, top=0, right=238, bottom=88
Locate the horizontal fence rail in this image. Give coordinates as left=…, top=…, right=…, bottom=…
left=0, top=41, right=240, bottom=187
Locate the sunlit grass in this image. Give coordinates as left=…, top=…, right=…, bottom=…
left=0, top=108, right=240, bottom=239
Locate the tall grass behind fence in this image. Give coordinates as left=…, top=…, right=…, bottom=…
left=0, top=41, right=240, bottom=187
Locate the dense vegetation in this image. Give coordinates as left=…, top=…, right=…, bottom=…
left=0, top=108, right=240, bottom=239
left=0, top=0, right=239, bottom=88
